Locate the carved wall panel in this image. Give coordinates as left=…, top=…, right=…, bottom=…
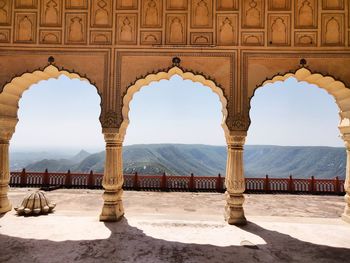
left=65, top=13, right=87, bottom=44
left=40, top=29, right=61, bottom=44
left=91, top=0, right=113, bottom=28
left=116, top=0, right=137, bottom=10
left=116, top=14, right=137, bottom=45
left=294, top=31, right=317, bottom=46
left=14, top=12, right=37, bottom=43
left=40, top=0, right=62, bottom=27
left=90, top=30, right=112, bottom=44
left=268, top=14, right=290, bottom=46
left=141, top=0, right=162, bottom=28
left=65, top=0, right=87, bottom=9
left=242, top=0, right=264, bottom=29
left=295, top=0, right=317, bottom=29
left=217, top=14, right=238, bottom=46
left=166, top=0, right=188, bottom=10
left=140, top=31, right=162, bottom=45
left=321, top=14, right=344, bottom=46
left=15, top=0, right=38, bottom=9
left=268, top=0, right=291, bottom=11
left=322, top=0, right=344, bottom=10
left=241, top=31, right=264, bottom=46
left=190, top=32, right=213, bottom=45
left=0, top=28, right=9, bottom=43
left=217, top=0, right=238, bottom=11
left=166, top=14, right=187, bottom=45
left=191, top=0, right=213, bottom=29
left=0, top=0, right=12, bottom=26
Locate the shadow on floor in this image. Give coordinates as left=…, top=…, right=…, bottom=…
left=0, top=218, right=349, bottom=263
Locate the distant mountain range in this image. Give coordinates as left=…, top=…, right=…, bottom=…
left=10, top=144, right=346, bottom=179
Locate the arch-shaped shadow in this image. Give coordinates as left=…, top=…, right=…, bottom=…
left=0, top=218, right=349, bottom=262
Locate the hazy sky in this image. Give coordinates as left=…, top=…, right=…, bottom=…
left=9, top=74, right=344, bottom=152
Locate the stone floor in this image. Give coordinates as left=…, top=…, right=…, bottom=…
left=1, top=188, right=350, bottom=263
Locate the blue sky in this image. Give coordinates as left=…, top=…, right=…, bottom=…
left=9, top=74, right=344, bottom=153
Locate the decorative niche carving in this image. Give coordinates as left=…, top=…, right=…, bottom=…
left=141, top=0, right=162, bottom=28
left=321, top=14, right=344, bottom=46
left=0, top=0, right=11, bottom=26
left=140, top=31, right=162, bottom=45
left=294, top=31, right=317, bottom=46
left=116, top=14, right=137, bottom=45
left=90, top=30, right=112, bottom=44
left=295, top=0, right=317, bottom=29
left=65, top=0, right=88, bottom=9
left=39, top=30, right=61, bottom=44
left=91, top=0, right=112, bottom=28
left=0, top=29, right=10, bottom=43
left=217, top=0, right=238, bottom=11
left=40, top=0, right=62, bottom=27
left=15, top=0, right=38, bottom=9
left=268, top=14, right=290, bottom=46
left=241, top=31, right=264, bottom=46
left=322, top=0, right=344, bottom=10
left=166, top=14, right=187, bottom=45
left=217, top=14, right=238, bottom=46
left=242, top=0, right=264, bottom=29
left=191, top=0, right=213, bottom=28
left=166, top=0, right=188, bottom=10
left=65, top=13, right=87, bottom=44
left=116, top=0, right=137, bottom=10
left=190, top=32, right=213, bottom=45
left=14, top=12, right=37, bottom=43
left=268, top=0, right=291, bottom=11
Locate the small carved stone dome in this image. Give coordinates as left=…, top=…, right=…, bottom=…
left=15, top=191, right=56, bottom=216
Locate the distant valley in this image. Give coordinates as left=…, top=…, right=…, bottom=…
left=10, top=144, right=346, bottom=179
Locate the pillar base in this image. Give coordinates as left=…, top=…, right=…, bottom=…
left=225, top=205, right=247, bottom=225
left=225, top=192, right=247, bottom=225
left=341, top=213, right=350, bottom=224
left=0, top=198, right=11, bottom=214
left=99, top=201, right=124, bottom=222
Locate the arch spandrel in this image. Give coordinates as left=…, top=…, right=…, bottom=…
left=119, top=66, right=230, bottom=141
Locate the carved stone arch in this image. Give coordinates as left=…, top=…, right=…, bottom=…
left=248, top=67, right=350, bottom=137
left=0, top=64, right=103, bottom=135
left=119, top=66, right=229, bottom=141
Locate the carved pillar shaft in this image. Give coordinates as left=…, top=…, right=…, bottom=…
left=99, top=131, right=124, bottom=221
left=342, top=136, right=350, bottom=223
left=225, top=132, right=247, bottom=225
left=0, top=139, right=11, bottom=214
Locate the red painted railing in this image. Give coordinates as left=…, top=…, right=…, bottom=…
left=9, top=169, right=345, bottom=195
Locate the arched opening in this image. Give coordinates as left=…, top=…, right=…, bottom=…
left=120, top=67, right=229, bottom=141
left=123, top=74, right=226, bottom=176
left=0, top=65, right=103, bottom=214
left=247, top=67, right=350, bottom=223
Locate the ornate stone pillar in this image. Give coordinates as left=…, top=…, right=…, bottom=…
left=0, top=117, right=17, bottom=214
left=99, top=129, right=124, bottom=221
left=342, top=133, right=350, bottom=223
left=225, top=131, right=247, bottom=225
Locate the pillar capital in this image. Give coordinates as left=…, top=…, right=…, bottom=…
left=0, top=117, right=18, bottom=141
left=226, top=131, right=247, bottom=148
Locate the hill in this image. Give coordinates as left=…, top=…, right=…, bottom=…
left=18, top=144, right=346, bottom=179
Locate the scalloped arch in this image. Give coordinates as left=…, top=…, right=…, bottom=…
left=119, top=66, right=229, bottom=141
left=0, top=65, right=101, bottom=123
left=253, top=67, right=350, bottom=136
